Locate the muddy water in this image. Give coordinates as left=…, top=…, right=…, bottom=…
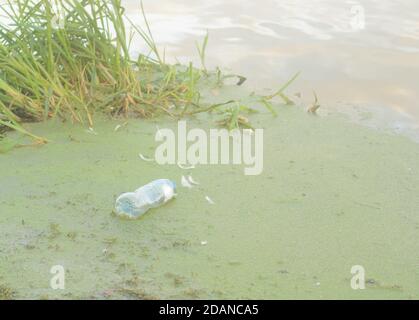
left=125, top=0, right=419, bottom=135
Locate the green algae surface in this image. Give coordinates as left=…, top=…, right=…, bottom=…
left=1, top=107, right=419, bottom=299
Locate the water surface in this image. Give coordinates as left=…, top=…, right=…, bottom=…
left=125, top=0, right=419, bottom=134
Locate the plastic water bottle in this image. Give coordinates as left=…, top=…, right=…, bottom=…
left=115, top=179, right=176, bottom=218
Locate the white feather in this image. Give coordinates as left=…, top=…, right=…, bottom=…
left=86, top=127, right=98, bottom=135
left=205, top=196, right=215, bottom=205
left=181, top=175, right=193, bottom=188
left=114, top=122, right=128, bottom=132
left=187, top=175, right=200, bottom=185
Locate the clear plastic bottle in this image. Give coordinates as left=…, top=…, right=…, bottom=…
left=115, top=179, right=176, bottom=218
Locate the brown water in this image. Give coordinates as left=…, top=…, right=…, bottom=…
left=125, top=0, right=419, bottom=136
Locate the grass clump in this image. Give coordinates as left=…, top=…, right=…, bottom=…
left=0, top=0, right=297, bottom=143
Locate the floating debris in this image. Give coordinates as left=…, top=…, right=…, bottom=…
left=205, top=196, right=215, bottom=205
left=86, top=127, right=98, bottom=135
left=177, top=162, right=195, bottom=170
left=139, top=153, right=154, bottom=162
left=201, top=241, right=208, bottom=246
left=114, top=122, right=128, bottom=132
left=187, top=175, right=200, bottom=186
left=181, top=175, right=200, bottom=188
left=181, top=175, right=193, bottom=188
left=307, top=91, right=321, bottom=115
left=115, top=179, right=176, bottom=219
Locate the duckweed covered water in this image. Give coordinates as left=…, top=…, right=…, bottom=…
left=1, top=106, right=419, bottom=299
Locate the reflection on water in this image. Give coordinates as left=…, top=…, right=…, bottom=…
left=124, top=0, right=419, bottom=135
